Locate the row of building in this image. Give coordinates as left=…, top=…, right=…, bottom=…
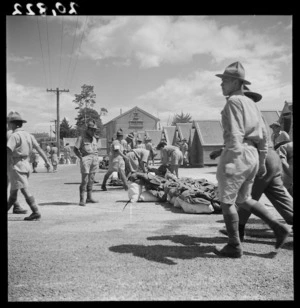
left=63, top=102, right=292, bottom=167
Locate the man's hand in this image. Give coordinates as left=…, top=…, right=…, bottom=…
left=210, top=149, right=222, bottom=160
left=256, top=164, right=267, bottom=178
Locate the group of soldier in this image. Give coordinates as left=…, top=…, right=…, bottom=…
left=7, top=60, right=293, bottom=259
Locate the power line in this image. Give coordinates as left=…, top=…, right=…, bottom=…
left=64, top=16, right=79, bottom=89
left=36, top=16, right=48, bottom=89
left=68, top=16, right=89, bottom=91
left=58, top=16, right=64, bottom=87
left=45, top=15, right=52, bottom=89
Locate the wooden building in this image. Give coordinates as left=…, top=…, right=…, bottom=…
left=189, top=120, right=224, bottom=167
left=103, top=106, right=160, bottom=151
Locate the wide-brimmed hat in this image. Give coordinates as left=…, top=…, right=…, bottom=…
left=7, top=111, right=27, bottom=123
left=216, top=61, right=251, bottom=85
left=269, top=122, right=281, bottom=128
left=145, top=137, right=152, bottom=141
left=116, top=129, right=124, bottom=137
left=126, top=132, right=134, bottom=140
left=136, top=138, right=142, bottom=143
left=156, top=140, right=167, bottom=150
left=87, top=119, right=97, bottom=129
left=243, top=85, right=262, bottom=103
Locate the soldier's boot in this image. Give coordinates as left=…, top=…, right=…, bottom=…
left=214, top=213, right=243, bottom=258
left=79, top=187, right=86, bottom=206
left=86, top=186, right=98, bottom=203
left=249, top=202, right=290, bottom=250
left=7, top=196, right=17, bottom=212
left=24, top=196, right=41, bottom=221
left=13, top=201, right=28, bottom=214
left=219, top=223, right=245, bottom=242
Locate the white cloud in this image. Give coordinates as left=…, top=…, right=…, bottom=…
left=78, top=16, right=291, bottom=69
left=7, top=74, right=78, bottom=133
left=138, top=63, right=292, bottom=125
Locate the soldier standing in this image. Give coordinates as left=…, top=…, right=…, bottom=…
left=73, top=120, right=99, bottom=206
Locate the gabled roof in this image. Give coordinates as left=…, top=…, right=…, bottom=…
left=260, top=110, right=281, bottom=126
left=281, top=101, right=292, bottom=114
left=176, top=123, right=193, bottom=141
left=193, top=120, right=224, bottom=145
left=162, top=126, right=176, bottom=145
left=103, top=106, right=160, bottom=126
left=144, top=130, right=162, bottom=146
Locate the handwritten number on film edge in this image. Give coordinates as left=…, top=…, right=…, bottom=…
left=12, top=2, right=79, bottom=15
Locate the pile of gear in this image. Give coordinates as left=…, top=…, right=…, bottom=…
left=127, top=165, right=222, bottom=214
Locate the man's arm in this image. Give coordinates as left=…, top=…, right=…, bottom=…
left=32, top=137, right=50, bottom=168
left=73, top=136, right=83, bottom=160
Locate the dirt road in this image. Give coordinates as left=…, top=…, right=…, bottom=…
left=7, top=164, right=293, bottom=301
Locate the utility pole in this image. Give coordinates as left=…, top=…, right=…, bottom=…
left=50, top=119, right=57, bottom=143
left=47, top=88, right=69, bottom=157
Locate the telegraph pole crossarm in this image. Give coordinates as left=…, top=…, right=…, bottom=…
left=47, top=88, right=69, bottom=157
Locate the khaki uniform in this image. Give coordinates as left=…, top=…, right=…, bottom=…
left=75, top=133, right=99, bottom=174
left=216, top=91, right=268, bottom=204
left=7, top=128, right=39, bottom=190
left=126, top=148, right=150, bottom=173
left=161, top=145, right=183, bottom=166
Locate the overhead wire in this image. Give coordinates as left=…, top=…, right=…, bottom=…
left=68, top=16, right=89, bottom=91
left=63, top=15, right=79, bottom=90
left=45, top=15, right=52, bottom=89
left=58, top=16, right=64, bottom=88
left=36, top=16, right=48, bottom=89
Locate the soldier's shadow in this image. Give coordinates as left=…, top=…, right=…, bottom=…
left=38, top=202, right=75, bottom=206
left=109, top=234, right=285, bottom=264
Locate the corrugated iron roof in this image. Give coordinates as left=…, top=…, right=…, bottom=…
left=260, top=110, right=281, bottom=127
left=193, top=120, right=224, bottom=145
left=176, top=123, right=193, bottom=141
left=162, top=126, right=176, bottom=145
left=144, top=130, right=162, bottom=146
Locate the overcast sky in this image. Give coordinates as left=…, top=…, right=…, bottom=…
left=7, top=15, right=292, bottom=134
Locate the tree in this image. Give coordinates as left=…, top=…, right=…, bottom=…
left=60, top=117, right=77, bottom=139
left=75, top=108, right=104, bottom=136
left=73, top=84, right=96, bottom=110
left=171, top=112, right=192, bottom=126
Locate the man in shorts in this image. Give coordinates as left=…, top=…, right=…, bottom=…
left=74, top=120, right=99, bottom=206
left=101, top=129, right=128, bottom=191
left=125, top=148, right=150, bottom=175
left=214, top=61, right=289, bottom=258
left=7, top=112, right=51, bottom=220
left=210, top=86, right=293, bottom=240
left=156, top=140, right=183, bottom=178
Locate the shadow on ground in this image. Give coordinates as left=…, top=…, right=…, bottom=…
left=109, top=234, right=283, bottom=264
left=38, top=202, right=76, bottom=206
